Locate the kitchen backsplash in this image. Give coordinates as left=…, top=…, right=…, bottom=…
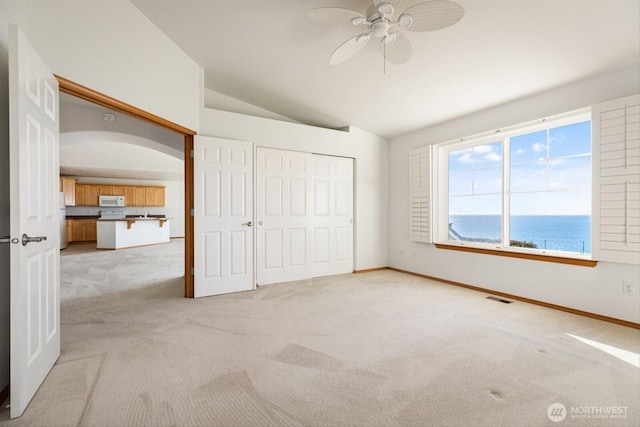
left=66, top=206, right=167, bottom=217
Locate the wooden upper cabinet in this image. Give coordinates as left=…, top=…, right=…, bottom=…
left=123, top=186, right=147, bottom=206
left=155, top=187, right=165, bottom=207
left=74, top=184, right=87, bottom=206
left=59, top=177, right=76, bottom=206
left=144, top=187, right=165, bottom=207
left=74, top=184, right=165, bottom=207
left=75, top=184, right=99, bottom=206
left=98, top=185, right=113, bottom=195
left=86, top=185, right=100, bottom=206
left=111, top=185, right=125, bottom=196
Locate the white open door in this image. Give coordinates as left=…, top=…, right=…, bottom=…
left=8, top=24, right=60, bottom=419
left=194, top=136, right=254, bottom=297
left=311, top=155, right=354, bottom=277
left=256, top=148, right=313, bottom=285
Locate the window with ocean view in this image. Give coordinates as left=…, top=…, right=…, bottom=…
left=440, top=111, right=592, bottom=257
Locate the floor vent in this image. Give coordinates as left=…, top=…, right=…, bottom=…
left=486, top=296, right=514, bottom=304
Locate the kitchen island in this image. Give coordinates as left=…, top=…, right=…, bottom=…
left=97, top=217, right=171, bottom=249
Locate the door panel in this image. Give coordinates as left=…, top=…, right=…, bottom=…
left=194, top=136, right=253, bottom=297
left=311, top=155, right=354, bottom=277
left=256, top=148, right=313, bottom=285
left=9, top=24, right=60, bottom=418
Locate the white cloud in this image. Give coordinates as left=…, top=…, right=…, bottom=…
left=532, top=142, right=546, bottom=152
left=484, top=152, right=502, bottom=162
left=515, top=149, right=525, bottom=155
left=456, top=152, right=472, bottom=164
left=474, top=145, right=495, bottom=154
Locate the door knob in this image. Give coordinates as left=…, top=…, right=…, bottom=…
left=22, top=234, right=47, bottom=246
left=242, top=221, right=253, bottom=227
left=0, top=236, right=19, bottom=245
left=258, top=220, right=263, bottom=226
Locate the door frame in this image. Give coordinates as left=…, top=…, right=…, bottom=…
left=54, top=75, right=197, bottom=297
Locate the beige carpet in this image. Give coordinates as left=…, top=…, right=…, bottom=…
left=1, top=269, right=638, bottom=426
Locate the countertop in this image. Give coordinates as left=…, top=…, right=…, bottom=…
left=68, top=215, right=167, bottom=220
left=98, top=217, right=171, bottom=222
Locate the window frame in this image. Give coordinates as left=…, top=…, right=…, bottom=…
left=433, top=109, right=593, bottom=261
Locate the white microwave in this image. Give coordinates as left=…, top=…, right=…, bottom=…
left=99, top=195, right=125, bottom=207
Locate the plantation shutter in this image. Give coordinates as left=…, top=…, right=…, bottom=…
left=410, top=146, right=432, bottom=243
left=592, top=93, right=640, bottom=264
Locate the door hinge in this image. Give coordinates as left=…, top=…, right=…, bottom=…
left=191, top=267, right=195, bottom=275
left=190, top=149, right=194, bottom=158
left=190, top=208, right=194, bottom=217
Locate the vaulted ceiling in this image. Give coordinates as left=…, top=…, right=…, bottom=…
left=132, top=0, right=639, bottom=139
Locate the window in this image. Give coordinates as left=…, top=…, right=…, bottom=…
left=436, top=111, right=592, bottom=257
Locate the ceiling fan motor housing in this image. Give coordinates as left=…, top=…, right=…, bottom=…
left=372, top=20, right=390, bottom=38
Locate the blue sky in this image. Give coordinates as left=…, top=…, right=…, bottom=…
left=449, top=120, right=591, bottom=216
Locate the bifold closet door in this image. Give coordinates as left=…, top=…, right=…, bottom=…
left=256, top=148, right=313, bottom=285
left=311, top=155, right=354, bottom=277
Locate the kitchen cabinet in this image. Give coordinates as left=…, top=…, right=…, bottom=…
left=74, top=184, right=165, bottom=207
left=111, top=185, right=125, bottom=196
left=99, top=185, right=125, bottom=196
left=65, top=219, right=73, bottom=243
left=86, top=186, right=100, bottom=206
left=145, top=187, right=165, bottom=207
left=75, top=184, right=100, bottom=206
left=124, top=186, right=146, bottom=206
left=59, top=177, right=76, bottom=206
left=74, top=184, right=87, bottom=206
left=68, top=218, right=98, bottom=242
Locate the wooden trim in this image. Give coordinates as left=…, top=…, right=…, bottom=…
left=353, top=267, right=388, bottom=274
left=184, top=135, right=194, bottom=298
left=55, top=74, right=196, bottom=136
left=55, top=75, right=197, bottom=298
left=0, top=383, right=8, bottom=406
left=387, top=267, right=639, bottom=330
left=435, top=244, right=598, bottom=267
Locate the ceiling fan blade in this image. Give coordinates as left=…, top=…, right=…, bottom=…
left=401, top=0, right=464, bottom=32
left=306, top=7, right=365, bottom=25
left=374, top=0, right=407, bottom=15
left=380, top=32, right=412, bottom=64
left=330, top=34, right=370, bottom=65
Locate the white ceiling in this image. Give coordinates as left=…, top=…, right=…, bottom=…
left=131, top=0, right=639, bottom=139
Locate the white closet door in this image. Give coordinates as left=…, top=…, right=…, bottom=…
left=256, top=148, right=313, bottom=285
left=311, top=155, right=354, bottom=277
left=194, top=136, right=254, bottom=297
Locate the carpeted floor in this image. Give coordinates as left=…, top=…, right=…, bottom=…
left=0, top=250, right=638, bottom=426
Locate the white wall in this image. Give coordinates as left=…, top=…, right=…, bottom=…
left=61, top=102, right=184, bottom=159
left=66, top=177, right=184, bottom=238
left=200, top=108, right=389, bottom=271
left=204, top=88, right=300, bottom=124
left=388, top=63, right=640, bottom=324
left=19, top=0, right=200, bottom=132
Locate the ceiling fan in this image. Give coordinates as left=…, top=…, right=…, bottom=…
left=307, top=0, right=464, bottom=66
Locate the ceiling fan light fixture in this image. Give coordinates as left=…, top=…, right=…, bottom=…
left=351, top=16, right=367, bottom=26
left=398, top=14, right=413, bottom=29
left=377, top=2, right=394, bottom=16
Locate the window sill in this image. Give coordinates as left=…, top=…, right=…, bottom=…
left=434, top=244, right=598, bottom=267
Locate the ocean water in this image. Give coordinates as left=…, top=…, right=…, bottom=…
left=448, top=215, right=591, bottom=254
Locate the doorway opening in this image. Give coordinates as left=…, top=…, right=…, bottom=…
left=56, top=75, right=196, bottom=297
